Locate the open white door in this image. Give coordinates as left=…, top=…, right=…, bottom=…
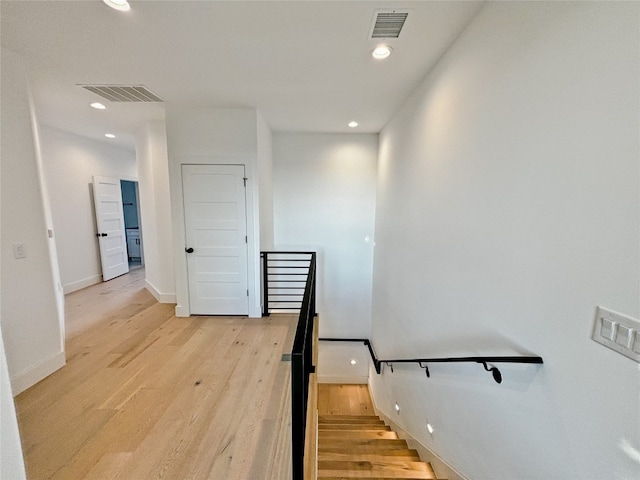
left=93, top=176, right=129, bottom=281
left=182, top=164, right=249, bottom=315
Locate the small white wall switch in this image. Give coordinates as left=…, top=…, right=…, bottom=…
left=592, top=306, right=640, bottom=363
left=12, top=243, right=27, bottom=259
left=633, top=332, right=640, bottom=355
left=600, top=318, right=616, bottom=340
left=615, top=325, right=633, bottom=348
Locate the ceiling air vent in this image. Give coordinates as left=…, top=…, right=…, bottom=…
left=80, top=85, right=163, bottom=103
left=369, top=9, right=409, bottom=39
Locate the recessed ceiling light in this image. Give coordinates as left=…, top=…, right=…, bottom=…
left=394, top=402, right=401, bottom=413
left=103, top=0, right=130, bottom=12
left=348, top=121, right=359, bottom=128
left=427, top=422, right=434, bottom=434
left=372, top=45, right=393, bottom=60
left=105, top=133, right=116, bottom=139
left=90, top=102, right=106, bottom=110
left=350, top=359, right=357, bottom=365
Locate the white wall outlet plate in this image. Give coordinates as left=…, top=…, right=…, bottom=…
left=592, top=306, right=640, bottom=363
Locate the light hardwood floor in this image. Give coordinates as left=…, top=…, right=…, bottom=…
left=16, top=270, right=296, bottom=479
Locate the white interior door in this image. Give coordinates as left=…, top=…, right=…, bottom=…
left=182, top=164, right=249, bottom=315
left=92, top=176, right=129, bottom=281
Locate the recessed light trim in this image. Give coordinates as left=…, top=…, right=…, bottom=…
left=105, top=133, right=116, bottom=139
left=372, top=45, right=393, bottom=60
left=90, top=102, right=106, bottom=110
left=103, top=0, right=130, bottom=12
left=350, top=359, right=357, bottom=365
left=348, top=121, right=359, bottom=128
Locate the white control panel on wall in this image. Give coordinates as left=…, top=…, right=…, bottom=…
left=592, top=306, right=640, bottom=362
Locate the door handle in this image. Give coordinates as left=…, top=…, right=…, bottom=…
left=96, top=233, right=108, bottom=237
left=185, top=247, right=194, bottom=253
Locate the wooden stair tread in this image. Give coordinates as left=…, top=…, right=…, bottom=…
left=319, top=460, right=432, bottom=472
left=320, top=416, right=385, bottom=424
left=319, top=453, right=421, bottom=462
left=319, top=477, right=439, bottom=480
left=319, top=439, right=410, bottom=449
left=319, top=424, right=391, bottom=431
left=319, top=431, right=399, bottom=440
left=315, top=408, right=441, bottom=479
left=318, top=468, right=437, bottom=479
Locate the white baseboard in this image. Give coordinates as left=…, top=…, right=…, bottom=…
left=369, top=384, right=469, bottom=480
left=63, top=275, right=101, bottom=294
left=145, top=280, right=176, bottom=304
left=175, top=304, right=190, bottom=317
left=318, top=375, right=368, bottom=384
left=11, top=350, right=66, bottom=396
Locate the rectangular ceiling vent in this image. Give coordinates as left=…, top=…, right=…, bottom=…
left=369, top=10, right=409, bottom=39
left=80, top=85, right=163, bottom=103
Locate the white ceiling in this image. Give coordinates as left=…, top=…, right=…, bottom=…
left=1, top=1, right=483, bottom=149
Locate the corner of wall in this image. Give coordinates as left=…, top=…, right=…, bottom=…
left=10, top=351, right=66, bottom=396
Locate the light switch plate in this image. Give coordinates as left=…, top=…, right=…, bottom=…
left=592, top=306, right=640, bottom=363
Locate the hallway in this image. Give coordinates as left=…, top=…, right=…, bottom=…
left=15, top=275, right=297, bottom=479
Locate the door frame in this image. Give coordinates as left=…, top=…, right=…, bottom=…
left=171, top=158, right=262, bottom=318
left=120, top=179, right=144, bottom=267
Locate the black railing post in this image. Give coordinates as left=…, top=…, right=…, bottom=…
left=291, top=351, right=304, bottom=480
left=262, top=252, right=270, bottom=316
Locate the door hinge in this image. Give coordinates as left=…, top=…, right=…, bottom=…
left=243, top=177, right=248, bottom=187
left=245, top=235, right=248, bottom=243
left=247, top=289, right=249, bottom=297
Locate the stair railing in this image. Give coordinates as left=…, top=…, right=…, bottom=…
left=261, top=251, right=315, bottom=316
left=319, top=338, right=542, bottom=384
left=261, top=251, right=317, bottom=480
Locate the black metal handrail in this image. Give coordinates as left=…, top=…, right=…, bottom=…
left=261, top=251, right=314, bottom=316
left=319, top=338, right=543, bottom=384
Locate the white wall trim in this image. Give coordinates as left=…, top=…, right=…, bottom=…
left=10, top=351, right=65, bottom=396
left=145, top=279, right=176, bottom=304
left=175, top=305, right=190, bottom=317
left=318, top=375, right=368, bottom=384
left=369, top=383, right=469, bottom=480
left=63, top=274, right=102, bottom=294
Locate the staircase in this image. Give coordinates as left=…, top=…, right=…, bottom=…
left=317, top=414, right=441, bottom=479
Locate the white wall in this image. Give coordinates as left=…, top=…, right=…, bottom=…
left=1, top=48, right=65, bottom=394
left=0, top=323, right=26, bottom=479
left=135, top=120, right=175, bottom=302
left=273, top=133, right=378, bottom=339
left=40, top=125, right=137, bottom=293
left=165, top=107, right=262, bottom=317
left=369, top=3, right=639, bottom=479
left=257, top=112, right=274, bottom=251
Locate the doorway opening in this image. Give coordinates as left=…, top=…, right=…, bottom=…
left=121, top=180, right=143, bottom=270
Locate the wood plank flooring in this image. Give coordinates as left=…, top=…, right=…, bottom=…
left=15, top=270, right=296, bottom=479
left=318, top=384, right=375, bottom=416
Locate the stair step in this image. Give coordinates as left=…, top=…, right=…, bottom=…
left=316, top=475, right=445, bottom=480
left=318, top=439, right=410, bottom=450
left=319, top=415, right=385, bottom=424
left=320, top=430, right=399, bottom=440
left=318, top=460, right=437, bottom=478
left=319, top=423, right=391, bottom=431
left=319, top=452, right=421, bottom=462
